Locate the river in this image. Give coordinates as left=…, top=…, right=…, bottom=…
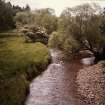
left=25, top=49, right=93, bottom=105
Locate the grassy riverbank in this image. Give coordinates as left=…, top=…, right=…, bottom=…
left=0, top=35, right=50, bottom=105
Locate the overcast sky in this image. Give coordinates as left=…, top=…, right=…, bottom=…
left=6, top=0, right=105, bottom=16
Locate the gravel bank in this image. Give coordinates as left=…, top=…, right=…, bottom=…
left=76, top=62, right=105, bottom=105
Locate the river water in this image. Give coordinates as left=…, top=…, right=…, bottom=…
left=25, top=49, right=93, bottom=105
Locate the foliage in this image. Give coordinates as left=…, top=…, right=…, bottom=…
left=0, top=0, right=15, bottom=31
left=0, top=0, right=30, bottom=31
left=71, top=4, right=105, bottom=61
left=49, top=31, right=79, bottom=54
left=25, top=4, right=30, bottom=11
left=21, top=25, right=48, bottom=44
left=48, top=7, right=80, bottom=55
left=35, top=8, right=57, bottom=34
left=49, top=31, right=63, bottom=48
left=56, top=3, right=105, bottom=61
left=0, top=36, right=50, bottom=105
left=14, top=8, right=57, bottom=34
left=14, top=11, right=34, bottom=27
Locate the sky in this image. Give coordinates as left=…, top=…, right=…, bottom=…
left=6, top=0, right=105, bottom=16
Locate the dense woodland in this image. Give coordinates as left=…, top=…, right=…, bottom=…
left=1, top=0, right=105, bottom=105
left=0, top=0, right=31, bottom=31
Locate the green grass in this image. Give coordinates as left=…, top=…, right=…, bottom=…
left=0, top=35, right=50, bottom=105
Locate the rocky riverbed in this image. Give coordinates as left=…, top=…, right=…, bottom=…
left=76, top=62, right=105, bottom=105
left=25, top=49, right=105, bottom=105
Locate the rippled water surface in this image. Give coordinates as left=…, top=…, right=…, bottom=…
left=25, top=49, right=89, bottom=105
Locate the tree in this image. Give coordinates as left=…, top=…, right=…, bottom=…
left=0, top=0, right=15, bottom=31
left=14, top=11, right=34, bottom=27
left=49, top=31, right=79, bottom=55
left=34, top=8, right=57, bottom=34
left=14, top=8, right=57, bottom=35
left=72, top=4, right=105, bottom=61
left=0, top=0, right=24, bottom=31
left=65, top=3, right=105, bottom=62
left=12, top=5, right=24, bottom=14
left=58, top=8, right=72, bottom=33
left=100, top=8, right=105, bottom=34
left=56, top=3, right=105, bottom=62
left=24, top=4, right=30, bottom=11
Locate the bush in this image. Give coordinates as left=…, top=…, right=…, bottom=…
left=49, top=31, right=79, bottom=55
left=0, top=36, right=50, bottom=105
left=48, top=31, right=63, bottom=48
left=21, top=25, right=48, bottom=44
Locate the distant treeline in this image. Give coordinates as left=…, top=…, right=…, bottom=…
left=0, top=0, right=30, bottom=31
